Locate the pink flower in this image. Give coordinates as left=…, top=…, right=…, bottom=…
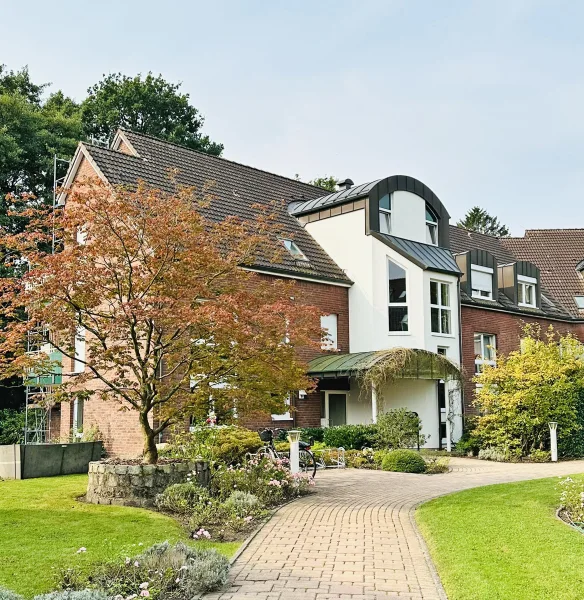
left=139, top=583, right=149, bottom=590
left=244, top=516, right=253, bottom=522
left=140, top=590, right=150, bottom=597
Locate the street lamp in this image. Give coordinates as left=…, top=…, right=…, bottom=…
left=549, top=422, right=558, bottom=462
left=288, top=430, right=301, bottom=474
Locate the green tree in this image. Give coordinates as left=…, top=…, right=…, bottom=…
left=81, top=73, right=223, bottom=155
left=309, top=175, right=339, bottom=192
left=473, top=325, right=584, bottom=457
left=457, top=206, right=510, bottom=237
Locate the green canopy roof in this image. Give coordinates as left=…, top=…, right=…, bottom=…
left=308, top=349, right=460, bottom=381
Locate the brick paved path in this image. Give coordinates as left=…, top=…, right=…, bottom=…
left=203, top=458, right=584, bottom=600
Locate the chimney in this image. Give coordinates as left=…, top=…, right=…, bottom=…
left=336, top=178, right=354, bottom=192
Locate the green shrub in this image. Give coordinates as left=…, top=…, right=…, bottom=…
left=0, top=589, right=24, bottom=600
left=528, top=449, right=550, bottom=463
left=73, top=542, right=229, bottom=599
left=375, top=409, right=424, bottom=450
left=424, top=455, right=450, bottom=474
left=478, top=447, right=507, bottom=462
left=223, top=491, right=262, bottom=517
left=381, top=449, right=426, bottom=473
left=210, top=456, right=312, bottom=506
left=559, top=391, right=584, bottom=458
left=34, top=592, right=108, bottom=600
left=345, top=448, right=378, bottom=469
left=155, top=482, right=210, bottom=515
left=323, top=424, right=377, bottom=449
left=300, top=427, right=324, bottom=443
left=453, top=432, right=481, bottom=457
left=0, top=409, right=25, bottom=445
left=162, top=426, right=263, bottom=465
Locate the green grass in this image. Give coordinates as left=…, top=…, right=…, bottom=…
left=0, top=475, right=239, bottom=598
left=416, top=476, right=584, bottom=600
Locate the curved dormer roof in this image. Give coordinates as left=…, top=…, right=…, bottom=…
left=289, top=175, right=450, bottom=220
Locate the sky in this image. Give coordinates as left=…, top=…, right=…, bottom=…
left=3, top=0, right=584, bottom=235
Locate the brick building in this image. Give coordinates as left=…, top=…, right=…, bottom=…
left=450, top=226, right=584, bottom=416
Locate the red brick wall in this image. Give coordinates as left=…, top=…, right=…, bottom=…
left=461, top=305, right=584, bottom=416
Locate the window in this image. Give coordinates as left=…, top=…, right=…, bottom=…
left=474, top=333, right=496, bottom=374
left=388, top=259, right=408, bottom=331
left=471, top=264, right=494, bottom=299
left=430, top=281, right=451, bottom=334
left=74, top=326, right=86, bottom=373
left=575, top=296, right=584, bottom=309
left=281, top=239, right=308, bottom=261
left=271, top=394, right=291, bottom=421
left=73, top=398, right=84, bottom=437
left=437, top=347, right=447, bottom=356
left=518, top=275, right=537, bottom=307
left=426, top=207, right=438, bottom=245
left=379, top=193, right=391, bottom=235
left=320, top=314, right=338, bottom=350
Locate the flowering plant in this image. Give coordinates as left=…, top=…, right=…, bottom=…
left=559, top=477, right=584, bottom=523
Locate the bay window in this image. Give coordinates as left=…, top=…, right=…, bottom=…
left=430, top=281, right=451, bottom=334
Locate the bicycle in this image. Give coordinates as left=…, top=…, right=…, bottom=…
left=256, top=428, right=318, bottom=478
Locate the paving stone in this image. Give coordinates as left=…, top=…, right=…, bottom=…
left=202, top=458, right=584, bottom=600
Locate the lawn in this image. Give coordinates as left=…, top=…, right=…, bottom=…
left=416, top=476, right=584, bottom=600
left=0, top=475, right=239, bottom=598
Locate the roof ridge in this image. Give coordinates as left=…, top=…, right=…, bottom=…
left=450, top=224, right=507, bottom=241
left=118, top=128, right=332, bottom=196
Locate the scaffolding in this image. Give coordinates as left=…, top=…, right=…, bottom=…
left=23, top=155, right=69, bottom=444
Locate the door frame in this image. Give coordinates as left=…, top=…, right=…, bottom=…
left=323, top=391, right=348, bottom=427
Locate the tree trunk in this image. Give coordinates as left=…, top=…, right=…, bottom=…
left=140, top=412, right=158, bottom=464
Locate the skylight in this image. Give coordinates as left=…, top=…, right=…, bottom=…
left=281, top=239, right=308, bottom=261
left=575, top=296, right=584, bottom=309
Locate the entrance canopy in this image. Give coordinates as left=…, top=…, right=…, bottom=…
left=308, top=349, right=460, bottom=382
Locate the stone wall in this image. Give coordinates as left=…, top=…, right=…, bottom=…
left=86, top=460, right=209, bottom=507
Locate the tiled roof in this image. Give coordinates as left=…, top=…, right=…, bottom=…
left=449, top=225, right=575, bottom=320
left=501, top=229, right=584, bottom=318
left=82, top=130, right=351, bottom=285
left=449, top=226, right=517, bottom=264
left=373, top=233, right=461, bottom=275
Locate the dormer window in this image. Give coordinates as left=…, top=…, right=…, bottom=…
left=471, top=264, right=494, bottom=299
left=518, top=275, right=537, bottom=308
left=426, top=207, right=438, bottom=245
left=379, top=194, right=391, bottom=234
left=281, top=239, right=308, bottom=261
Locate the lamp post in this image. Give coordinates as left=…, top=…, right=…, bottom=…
left=549, top=422, right=558, bottom=462
left=288, top=430, right=301, bottom=474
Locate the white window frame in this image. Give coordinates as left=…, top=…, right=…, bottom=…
left=426, top=206, right=438, bottom=246
left=281, top=239, right=308, bottom=261
left=388, top=258, right=409, bottom=333
left=320, top=314, right=338, bottom=350
left=73, top=326, right=86, bottom=373
left=271, top=394, right=292, bottom=421
left=379, top=193, right=392, bottom=235
left=430, top=280, right=452, bottom=335
left=471, top=264, right=494, bottom=300
left=518, top=275, right=537, bottom=308
left=474, top=333, right=496, bottom=375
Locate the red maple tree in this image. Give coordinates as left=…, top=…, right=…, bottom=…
left=0, top=179, right=321, bottom=463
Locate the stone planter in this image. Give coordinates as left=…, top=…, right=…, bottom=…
left=86, top=460, right=210, bottom=507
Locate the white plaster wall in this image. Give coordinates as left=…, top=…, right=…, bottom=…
left=391, top=191, right=426, bottom=243
left=378, top=379, right=440, bottom=448
left=305, top=211, right=428, bottom=353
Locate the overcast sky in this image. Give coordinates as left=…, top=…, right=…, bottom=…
left=3, top=0, right=583, bottom=234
